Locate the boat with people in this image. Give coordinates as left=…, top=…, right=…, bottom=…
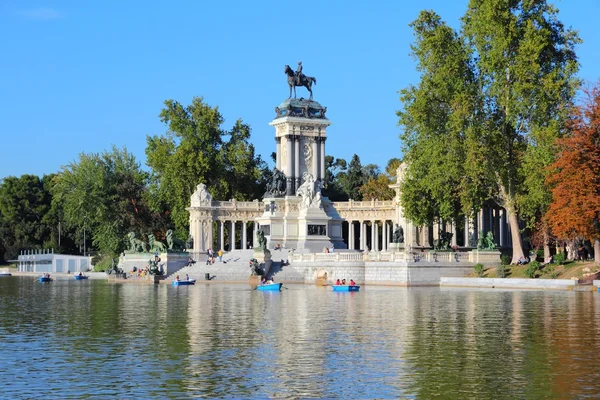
left=257, top=282, right=283, bottom=291
left=0, top=271, right=11, bottom=277
left=38, top=276, right=52, bottom=283
left=173, top=279, right=196, bottom=286
left=74, top=274, right=88, bottom=280
left=332, top=285, right=360, bottom=292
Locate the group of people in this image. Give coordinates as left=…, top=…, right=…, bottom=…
left=335, top=278, right=355, bottom=286
left=205, top=249, right=224, bottom=265
left=175, top=274, right=191, bottom=282
left=43, top=273, right=51, bottom=278
left=323, top=246, right=335, bottom=253
left=129, top=266, right=150, bottom=277
left=261, top=276, right=275, bottom=285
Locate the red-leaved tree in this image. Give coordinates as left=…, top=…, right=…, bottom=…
left=546, top=81, right=600, bottom=265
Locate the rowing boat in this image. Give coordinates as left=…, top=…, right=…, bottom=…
left=256, top=283, right=282, bottom=291
left=332, top=285, right=360, bottom=292
left=173, top=279, right=196, bottom=286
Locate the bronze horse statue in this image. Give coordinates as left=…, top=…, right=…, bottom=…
left=284, top=65, right=316, bottom=100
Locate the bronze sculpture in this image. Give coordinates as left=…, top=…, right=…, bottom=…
left=285, top=63, right=316, bottom=99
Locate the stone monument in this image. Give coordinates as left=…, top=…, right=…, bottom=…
left=255, top=62, right=345, bottom=252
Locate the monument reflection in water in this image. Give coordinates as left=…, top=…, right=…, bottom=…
left=1, top=277, right=600, bottom=398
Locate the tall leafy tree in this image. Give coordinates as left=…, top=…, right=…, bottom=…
left=53, top=146, right=158, bottom=255
left=146, top=97, right=267, bottom=236
left=338, top=154, right=365, bottom=200
left=399, top=2, right=580, bottom=263
left=322, top=155, right=348, bottom=201
left=546, top=82, right=600, bottom=265
left=0, top=175, right=54, bottom=261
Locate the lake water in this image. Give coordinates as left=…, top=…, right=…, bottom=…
left=1, top=276, right=599, bottom=398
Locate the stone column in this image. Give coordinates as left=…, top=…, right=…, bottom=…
left=294, top=136, right=300, bottom=193
left=286, top=136, right=294, bottom=195
left=242, top=221, right=247, bottom=250
left=359, top=221, right=364, bottom=250
left=231, top=220, right=236, bottom=251
left=451, top=221, right=457, bottom=247
left=371, top=220, right=376, bottom=251
left=382, top=220, right=387, bottom=251
left=276, top=137, right=281, bottom=171
left=422, top=225, right=431, bottom=248
left=253, top=222, right=258, bottom=249
left=220, top=221, right=225, bottom=251
left=348, top=221, right=354, bottom=250
left=464, top=217, right=470, bottom=247
left=319, top=138, right=326, bottom=181
left=500, top=209, right=506, bottom=247
left=311, top=139, right=318, bottom=179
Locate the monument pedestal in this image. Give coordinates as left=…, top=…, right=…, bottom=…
left=253, top=248, right=273, bottom=277
left=118, top=252, right=189, bottom=276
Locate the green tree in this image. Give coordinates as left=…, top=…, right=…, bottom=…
left=338, top=154, right=365, bottom=200
left=322, top=155, right=348, bottom=201
left=0, top=175, right=54, bottom=261
left=53, top=146, right=159, bottom=255
left=146, top=97, right=267, bottom=236
left=399, top=3, right=580, bottom=263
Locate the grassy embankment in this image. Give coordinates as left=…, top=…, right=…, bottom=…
left=474, top=260, right=599, bottom=279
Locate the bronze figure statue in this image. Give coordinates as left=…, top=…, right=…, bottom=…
left=285, top=63, right=316, bottom=100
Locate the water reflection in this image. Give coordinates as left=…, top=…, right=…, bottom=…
left=0, top=277, right=599, bottom=398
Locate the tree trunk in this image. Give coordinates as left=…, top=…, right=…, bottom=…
left=543, top=228, right=551, bottom=262
left=506, top=207, right=525, bottom=264
left=595, top=238, right=600, bottom=266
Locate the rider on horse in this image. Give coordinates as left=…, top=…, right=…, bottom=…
left=296, top=61, right=304, bottom=85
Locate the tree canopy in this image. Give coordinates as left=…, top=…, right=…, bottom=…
left=398, top=1, right=580, bottom=262
left=546, top=82, right=600, bottom=264
left=146, top=97, right=268, bottom=236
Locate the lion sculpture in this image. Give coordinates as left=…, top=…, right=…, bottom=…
left=126, top=232, right=147, bottom=253
left=166, top=229, right=186, bottom=252
left=148, top=234, right=167, bottom=253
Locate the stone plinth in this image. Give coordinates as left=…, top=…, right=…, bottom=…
left=253, top=248, right=273, bottom=277
left=119, top=252, right=189, bottom=277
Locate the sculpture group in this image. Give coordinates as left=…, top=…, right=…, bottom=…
left=125, top=230, right=188, bottom=254
left=296, top=172, right=323, bottom=209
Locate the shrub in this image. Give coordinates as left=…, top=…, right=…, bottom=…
left=93, top=255, right=114, bottom=272
left=554, top=252, right=566, bottom=265
left=525, top=261, right=540, bottom=278
left=501, top=254, right=511, bottom=266
left=496, top=264, right=506, bottom=278
left=474, top=263, right=485, bottom=277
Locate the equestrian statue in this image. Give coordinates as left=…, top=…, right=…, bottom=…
left=284, top=61, right=317, bottom=100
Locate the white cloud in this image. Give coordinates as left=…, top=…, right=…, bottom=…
left=17, top=7, right=63, bottom=20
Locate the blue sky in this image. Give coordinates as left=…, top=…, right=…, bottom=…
left=1, top=0, right=599, bottom=178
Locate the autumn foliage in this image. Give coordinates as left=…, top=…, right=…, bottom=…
left=546, top=82, right=600, bottom=241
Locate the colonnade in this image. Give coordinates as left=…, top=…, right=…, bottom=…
left=345, top=219, right=394, bottom=252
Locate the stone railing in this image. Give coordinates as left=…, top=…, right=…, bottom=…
left=210, top=200, right=264, bottom=210
left=291, top=252, right=365, bottom=263
left=331, top=199, right=395, bottom=210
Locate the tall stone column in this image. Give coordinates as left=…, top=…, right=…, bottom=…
left=220, top=221, right=225, bottom=251
left=311, top=139, right=318, bottom=179
left=500, top=209, right=506, bottom=247
left=382, top=220, right=387, bottom=251
left=231, top=220, right=236, bottom=251
left=422, top=225, right=431, bottom=248
left=276, top=138, right=281, bottom=171
left=371, top=220, right=376, bottom=251
left=253, top=223, right=258, bottom=249
left=242, top=221, right=247, bottom=250
left=348, top=221, right=354, bottom=250
left=294, top=136, right=300, bottom=192
left=319, top=138, right=326, bottom=181
left=286, top=136, right=294, bottom=195
left=451, top=222, right=457, bottom=247
left=359, top=221, right=364, bottom=250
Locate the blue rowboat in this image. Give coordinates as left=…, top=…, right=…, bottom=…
left=332, top=285, right=360, bottom=292
left=257, top=283, right=282, bottom=291
left=38, top=276, right=52, bottom=283
left=74, top=275, right=88, bottom=280
left=173, top=279, right=196, bottom=286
